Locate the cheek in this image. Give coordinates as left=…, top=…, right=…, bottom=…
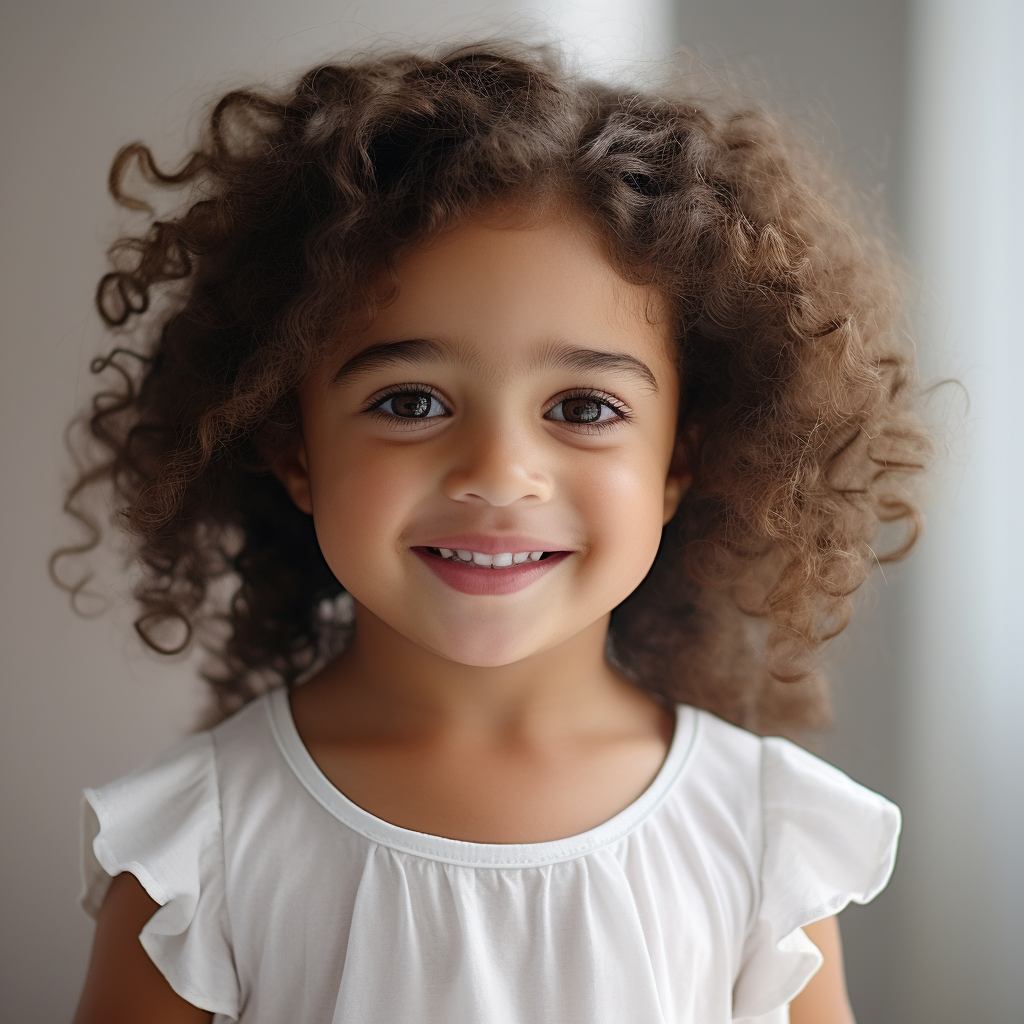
left=573, top=455, right=668, bottom=586
left=306, top=443, right=425, bottom=574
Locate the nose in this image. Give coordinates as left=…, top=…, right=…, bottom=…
left=441, top=416, right=554, bottom=507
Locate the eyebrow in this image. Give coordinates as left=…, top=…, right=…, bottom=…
left=330, top=338, right=659, bottom=391
left=330, top=339, right=449, bottom=387
left=536, top=344, right=659, bottom=392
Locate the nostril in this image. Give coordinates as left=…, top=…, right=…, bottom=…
left=443, top=468, right=552, bottom=507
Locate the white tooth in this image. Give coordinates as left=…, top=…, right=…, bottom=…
left=472, top=552, right=493, bottom=566
left=492, top=552, right=513, bottom=567
left=512, top=552, right=529, bottom=564
left=456, top=550, right=472, bottom=562
left=439, top=548, right=453, bottom=559
left=529, top=551, right=543, bottom=561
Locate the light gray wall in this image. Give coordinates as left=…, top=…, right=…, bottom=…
left=897, top=0, right=1024, bottom=1017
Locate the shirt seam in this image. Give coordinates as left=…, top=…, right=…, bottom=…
left=266, top=691, right=701, bottom=869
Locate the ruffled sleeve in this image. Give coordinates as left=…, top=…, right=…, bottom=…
left=81, top=731, right=240, bottom=1019
left=732, top=737, right=901, bottom=1021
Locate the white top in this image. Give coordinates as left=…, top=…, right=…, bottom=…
left=81, top=689, right=899, bottom=1024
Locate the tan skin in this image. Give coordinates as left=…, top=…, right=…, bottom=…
left=74, top=212, right=856, bottom=1023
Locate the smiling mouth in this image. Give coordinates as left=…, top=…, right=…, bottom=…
left=412, top=546, right=570, bottom=595
left=424, top=547, right=555, bottom=568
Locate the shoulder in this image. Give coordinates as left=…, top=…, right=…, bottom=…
left=678, top=707, right=900, bottom=844
left=662, top=706, right=900, bottom=918
left=663, top=707, right=763, bottom=840
left=82, top=729, right=218, bottom=917
left=674, top=709, right=902, bottom=1019
left=686, top=706, right=765, bottom=783
left=208, top=689, right=279, bottom=782
left=81, top=693, right=276, bottom=917
left=77, top=700, right=284, bottom=1018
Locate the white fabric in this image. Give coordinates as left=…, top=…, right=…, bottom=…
left=81, top=689, right=900, bottom=1023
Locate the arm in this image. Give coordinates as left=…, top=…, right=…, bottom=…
left=787, top=916, right=857, bottom=1024
left=73, top=872, right=213, bottom=1024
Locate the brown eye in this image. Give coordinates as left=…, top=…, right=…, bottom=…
left=374, top=391, right=447, bottom=419
left=546, top=395, right=622, bottom=425
left=564, top=399, right=602, bottom=422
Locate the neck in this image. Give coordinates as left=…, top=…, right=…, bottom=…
left=305, top=601, right=652, bottom=742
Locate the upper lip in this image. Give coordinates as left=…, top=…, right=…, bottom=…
left=414, top=535, right=572, bottom=554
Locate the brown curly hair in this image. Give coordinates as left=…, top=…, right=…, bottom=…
left=55, top=41, right=929, bottom=733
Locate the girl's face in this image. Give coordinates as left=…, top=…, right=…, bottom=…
left=278, top=211, right=688, bottom=667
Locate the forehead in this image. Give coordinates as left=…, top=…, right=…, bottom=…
left=347, top=213, right=676, bottom=380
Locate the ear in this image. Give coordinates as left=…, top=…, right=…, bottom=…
left=662, top=437, right=694, bottom=525
left=271, top=435, right=314, bottom=515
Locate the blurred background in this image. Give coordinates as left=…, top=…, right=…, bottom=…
left=2, top=1, right=1021, bottom=1020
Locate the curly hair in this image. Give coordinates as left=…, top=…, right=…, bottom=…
left=55, top=41, right=929, bottom=734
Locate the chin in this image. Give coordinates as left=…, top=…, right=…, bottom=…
left=420, top=618, right=561, bottom=669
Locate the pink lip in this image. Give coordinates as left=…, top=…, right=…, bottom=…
left=413, top=547, right=572, bottom=596
left=417, top=534, right=570, bottom=555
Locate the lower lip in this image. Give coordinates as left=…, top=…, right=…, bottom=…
left=412, top=548, right=571, bottom=596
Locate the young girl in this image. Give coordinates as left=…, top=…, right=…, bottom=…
left=66, top=42, right=927, bottom=1024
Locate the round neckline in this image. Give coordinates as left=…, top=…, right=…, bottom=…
left=264, top=687, right=699, bottom=868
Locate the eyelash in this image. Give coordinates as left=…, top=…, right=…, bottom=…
left=543, top=389, right=633, bottom=432
left=363, top=383, right=633, bottom=432
left=364, top=384, right=451, bottom=428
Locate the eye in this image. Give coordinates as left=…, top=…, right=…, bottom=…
left=545, top=391, right=630, bottom=428
left=368, top=387, right=449, bottom=421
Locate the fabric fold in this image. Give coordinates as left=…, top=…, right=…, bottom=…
left=731, top=737, right=901, bottom=1019
left=81, top=731, right=240, bottom=1019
